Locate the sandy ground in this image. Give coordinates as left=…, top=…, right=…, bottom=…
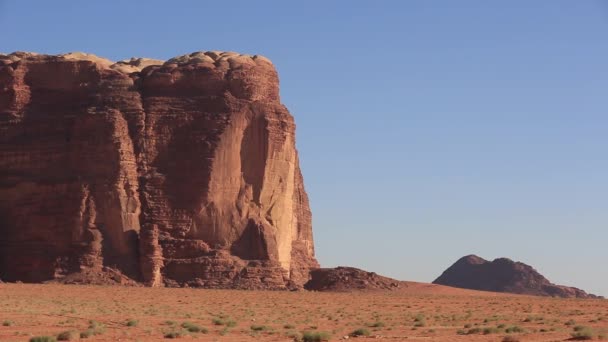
left=0, top=282, right=606, bottom=341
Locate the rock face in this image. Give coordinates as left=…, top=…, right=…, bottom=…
left=305, top=267, right=401, bottom=292
left=0, top=51, right=318, bottom=289
left=433, top=255, right=601, bottom=298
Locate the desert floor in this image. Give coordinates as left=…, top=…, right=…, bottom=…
left=0, top=282, right=606, bottom=341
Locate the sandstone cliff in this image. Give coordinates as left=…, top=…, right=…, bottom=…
left=433, top=255, right=601, bottom=298
left=0, top=51, right=318, bottom=289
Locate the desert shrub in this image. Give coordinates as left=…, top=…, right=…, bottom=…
left=251, top=325, right=270, bottom=331
left=505, top=325, right=524, bottom=333
left=464, top=323, right=472, bottom=328
left=414, top=320, right=426, bottom=327
left=483, top=327, right=500, bottom=334
left=502, top=336, right=520, bottom=342
left=126, top=319, right=138, bottom=327
left=220, top=327, right=230, bottom=336
left=30, top=337, right=56, bottom=342
left=497, top=324, right=506, bottom=329
left=211, top=317, right=236, bottom=327
left=284, top=324, right=296, bottom=329
left=212, top=317, right=236, bottom=327
left=56, top=330, right=78, bottom=341
left=456, top=329, right=466, bottom=335
left=302, top=331, right=331, bottom=342
left=368, top=321, right=385, bottom=328
left=351, top=328, right=370, bottom=336
left=80, top=320, right=105, bottom=338
left=571, top=326, right=595, bottom=340
left=286, top=330, right=303, bottom=341
left=2, top=320, right=12, bottom=326
left=79, top=330, right=93, bottom=339
left=565, top=319, right=577, bottom=326
left=164, top=330, right=185, bottom=339
left=181, top=322, right=207, bottom=333
left=466, top=327, right=482, bottom=334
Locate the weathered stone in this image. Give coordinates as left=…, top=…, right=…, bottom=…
left=305, top=267, right=401, bottom=292
left=0, top=51, right=318, bottom=289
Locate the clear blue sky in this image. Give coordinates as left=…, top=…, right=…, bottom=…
left=2, top=1, right=607, bottom=296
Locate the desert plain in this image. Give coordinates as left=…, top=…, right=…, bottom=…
left=0, top=283, right=606, bottom=342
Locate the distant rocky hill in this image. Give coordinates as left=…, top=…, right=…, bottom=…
left=433, top=255, right=601, bottom=299
left=304, top=267, right=401, bottom=292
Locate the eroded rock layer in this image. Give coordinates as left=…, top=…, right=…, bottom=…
left=0, top=51, right=318, bottom=289
left=433, top=255, right=601, bottom=298
left=305, top=267, right=401, bottom=292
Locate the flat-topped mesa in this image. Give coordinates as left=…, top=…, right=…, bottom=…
left=433, top=255, right=601, bottom=299
left=0, top=51, right=318, bottom=289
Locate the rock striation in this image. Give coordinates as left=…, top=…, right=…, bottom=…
left=433, top=255, right=601, bottom=298
left=305, top=267, right=401, bottom=292
left=0, top=51, right=318, bottom=289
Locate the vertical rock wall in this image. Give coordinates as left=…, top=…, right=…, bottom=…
left=0, top=51, right=318, bottom=288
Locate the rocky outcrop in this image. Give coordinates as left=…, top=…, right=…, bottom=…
left=433, top=255, right=601, bottom=298
left=0, top=51, right=318, bottom=289
left=305, top=267, right=401, bottom=292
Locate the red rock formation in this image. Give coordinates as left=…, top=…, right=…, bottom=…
left=305, top=267, right=401, bottom=292
left=0, top=51, right=318, bottom=289
left=433, top=255, right=601, bottom=298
